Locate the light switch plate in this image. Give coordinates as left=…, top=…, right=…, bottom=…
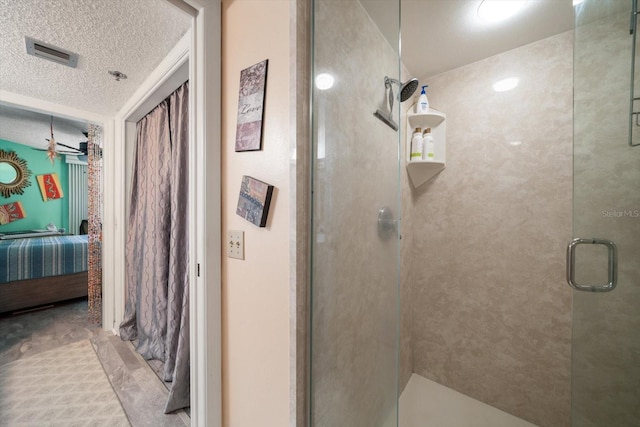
left=227, top=230, right=244, bottom=260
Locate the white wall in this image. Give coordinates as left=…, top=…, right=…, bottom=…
left=221, top=1, right=291, bottom=425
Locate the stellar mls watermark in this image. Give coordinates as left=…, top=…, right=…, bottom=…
left=602, top=209, right=640, bottom=218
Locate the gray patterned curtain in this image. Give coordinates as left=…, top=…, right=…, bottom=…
left=119, top=82, right=190, bottom=413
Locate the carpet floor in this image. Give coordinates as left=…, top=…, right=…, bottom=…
left=0, top=339, right=130, bottom=427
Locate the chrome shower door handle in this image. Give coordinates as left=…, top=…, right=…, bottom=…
left=566, top=238, right=618, bottom=292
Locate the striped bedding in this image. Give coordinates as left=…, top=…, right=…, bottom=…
left=0, top=235, right=88, bottom=284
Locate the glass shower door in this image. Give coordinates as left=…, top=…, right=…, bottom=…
left=310, top=0, right=401, bottom=426
left=572, top=0, right=640, bottom=425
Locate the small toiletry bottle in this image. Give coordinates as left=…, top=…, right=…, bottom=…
left=423, top=128, right=435, bottom=160
left=416, top=85, right=429, bottom=114
left=410, top=127, right=423, bottom=161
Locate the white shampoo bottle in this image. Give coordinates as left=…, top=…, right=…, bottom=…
left=423, top=128, right=435, bottom=161
left=410, top=127, right=423, bottom=161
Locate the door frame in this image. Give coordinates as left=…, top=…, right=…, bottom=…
left=111, top=1, right=221, bottom=426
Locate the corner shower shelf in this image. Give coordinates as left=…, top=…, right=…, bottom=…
left=406, top=108, right=447, bottom=188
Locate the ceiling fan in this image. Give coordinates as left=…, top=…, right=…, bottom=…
left=33, top=117, right=89, bottom=162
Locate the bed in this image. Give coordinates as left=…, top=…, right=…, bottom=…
left=0, top=235, right=88, bottom=313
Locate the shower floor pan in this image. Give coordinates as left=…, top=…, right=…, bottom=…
left=399, top=373, right=536, bottom=427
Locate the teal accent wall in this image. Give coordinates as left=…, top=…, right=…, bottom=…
left=0, top=139, right=69, bottom=232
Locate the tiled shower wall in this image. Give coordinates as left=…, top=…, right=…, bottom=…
left=404, top=32, right=574, bottom=426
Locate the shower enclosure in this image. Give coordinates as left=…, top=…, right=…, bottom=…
left=310, top=0, right=639, bottom=425
left=571, top=0, right=640, bottom=425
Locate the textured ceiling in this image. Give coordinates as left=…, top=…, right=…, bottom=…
left=0, top=0, right=191, bottom=116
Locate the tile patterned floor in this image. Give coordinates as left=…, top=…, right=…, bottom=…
left=0, top=340, right=131, bottom=426
left=0, top=298, right=189, bottom=427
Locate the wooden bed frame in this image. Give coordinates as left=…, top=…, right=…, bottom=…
left=0, top=272, right=88, bottom=313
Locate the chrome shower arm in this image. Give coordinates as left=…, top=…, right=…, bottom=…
left=385, top=76, right=401, bottom=86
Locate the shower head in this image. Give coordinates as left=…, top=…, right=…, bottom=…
left=384, top=77, right=420, bottom=102
left=400, top=78, right=419, bottom=102
left=375, top=76, right=420, bottom=131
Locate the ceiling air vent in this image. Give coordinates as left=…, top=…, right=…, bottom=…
left=25, top=37, right=78, bottom=68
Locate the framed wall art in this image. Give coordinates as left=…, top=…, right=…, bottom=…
left=0, top=201, right=26, bottom=225
left=235, top=59, right=268, bottom=152
left=37, top=173, right=64, bottom=201
left=236, top=175, right=274, bottom=227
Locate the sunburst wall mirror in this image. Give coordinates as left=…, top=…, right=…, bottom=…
left=0, top=149, right=32, bottom=198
